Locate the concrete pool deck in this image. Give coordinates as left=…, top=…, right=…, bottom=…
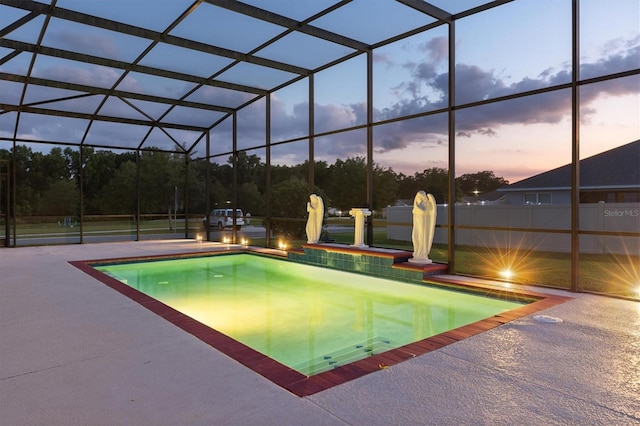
left=1, top=240, right=639, bottom=425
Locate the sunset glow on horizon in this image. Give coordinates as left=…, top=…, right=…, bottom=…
left=0, top=0, right=638, bottom=186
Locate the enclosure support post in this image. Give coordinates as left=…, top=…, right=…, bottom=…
left=570, top=0, right=581, bottom=292
left=447, top=21, right=456, bottom=274
left=205, top=131, right=211, bottom=242
left=366, top=50, right=374, bottom=246
left=266, top=94, right=272, bottom=248
left=135, top=149, right=141, bottom=241
left=308, top=75, right=315, bottom=193
left=232, top=112, right=238, bottom=243
left=184, top=154, right=189, bottom=239
left=10, top=140, right=16, bottom=247
left=79, top=145, right=84, bottom=244
left=0, top=159, right=9, bottom=247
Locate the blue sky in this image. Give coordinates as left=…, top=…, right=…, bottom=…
left=0, top=0, right=638, bottom=183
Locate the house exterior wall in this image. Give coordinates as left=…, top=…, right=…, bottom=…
left=387, top=203, right=639, bottom=255
left=501, top=189, right=571, bottom=205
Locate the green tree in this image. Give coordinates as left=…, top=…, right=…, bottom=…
left=238, top=182, right=265, bottom=217
left=326, top=156, right=367, bottom=210
left=185, top=159, right=208, bottom=215
left=400, top=167, right=449, bottom=204
left=208, top=176, right=229, bottom=211
left=210, top=160, right=233, bottom=200
left=271, top=163, right=299, bottom=186
left=42, top=148, right=70, bottom=181
left=39, top=180, right=79, bottom=216
left=456, top=171, right=509, bottom=199
left=372, top=164, right=399, bottom=211
left=99, top=161, right=137, bottom=214
left=313, top=160, right=330, bottom=191
left=11, top=145, right=44, bottom=216
left=232, top=151, right=264, bottom=187
left=270, top=177, right=313, bottom=239
left=64, top=147, right=80, bottom=182
left=83, top=148, right=136, bottom=214
left=138, top=150, right=184, bottom=215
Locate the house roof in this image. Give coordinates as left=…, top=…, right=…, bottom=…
left=500, top=140, right=640, bottom=191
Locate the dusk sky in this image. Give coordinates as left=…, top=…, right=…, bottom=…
left=1, top=0, right=638, bottom=184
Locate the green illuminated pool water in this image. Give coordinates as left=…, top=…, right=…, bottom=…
left=96, top=254, right=524, bottom=375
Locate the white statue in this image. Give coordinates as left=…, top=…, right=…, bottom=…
left=410, top=191, right=437, bottom=264
left=306, top=194, right=324, bottom=244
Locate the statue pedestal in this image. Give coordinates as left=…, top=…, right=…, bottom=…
left=408, top=257, right=433, bottom=264
left=349, top=208, right=371, bottom=247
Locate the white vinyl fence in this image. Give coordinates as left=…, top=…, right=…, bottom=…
left=386, top=203, right=640, bottom=255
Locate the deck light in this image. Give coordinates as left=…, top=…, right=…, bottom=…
left=222, top=236, right=230, bottom=244
left=278, top=240, right=288, bottom=250
left=499, top=269, right=513, bottom=280
left=241, top=238, right=248, bottom=246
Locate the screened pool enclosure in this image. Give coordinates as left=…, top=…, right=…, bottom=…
left=0, top=0, right=638, bottom=298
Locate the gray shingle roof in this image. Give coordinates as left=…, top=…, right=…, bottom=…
left=501, top=140, right=639, bottom=190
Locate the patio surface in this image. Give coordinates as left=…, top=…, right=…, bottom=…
left=1, top=240, right=639, bottom=425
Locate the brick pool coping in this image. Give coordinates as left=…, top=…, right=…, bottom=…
left=70, top=250, right=571, bottom=397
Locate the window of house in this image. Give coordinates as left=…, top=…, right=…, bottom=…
left=524, top=193, right=552, bottom=205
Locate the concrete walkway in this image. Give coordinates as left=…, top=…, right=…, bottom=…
left=1, top=240, right=639, bottom=425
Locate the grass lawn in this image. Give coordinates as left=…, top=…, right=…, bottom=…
left=269, top=229, right=639, bottom=299
left=7, top=219, right=638, bottom=299
left=10, top=218, right=199, bottom=236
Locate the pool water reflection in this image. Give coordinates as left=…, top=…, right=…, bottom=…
left=96, top=254, right=525, bottom=375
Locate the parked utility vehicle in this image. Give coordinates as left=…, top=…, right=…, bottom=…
left=204, top=208, right=244, bottom=230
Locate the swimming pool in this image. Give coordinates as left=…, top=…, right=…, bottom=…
left=73, top=251, right=568, bottom=396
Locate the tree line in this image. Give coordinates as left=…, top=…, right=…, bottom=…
left=0, top=146, right=508, bottom=219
